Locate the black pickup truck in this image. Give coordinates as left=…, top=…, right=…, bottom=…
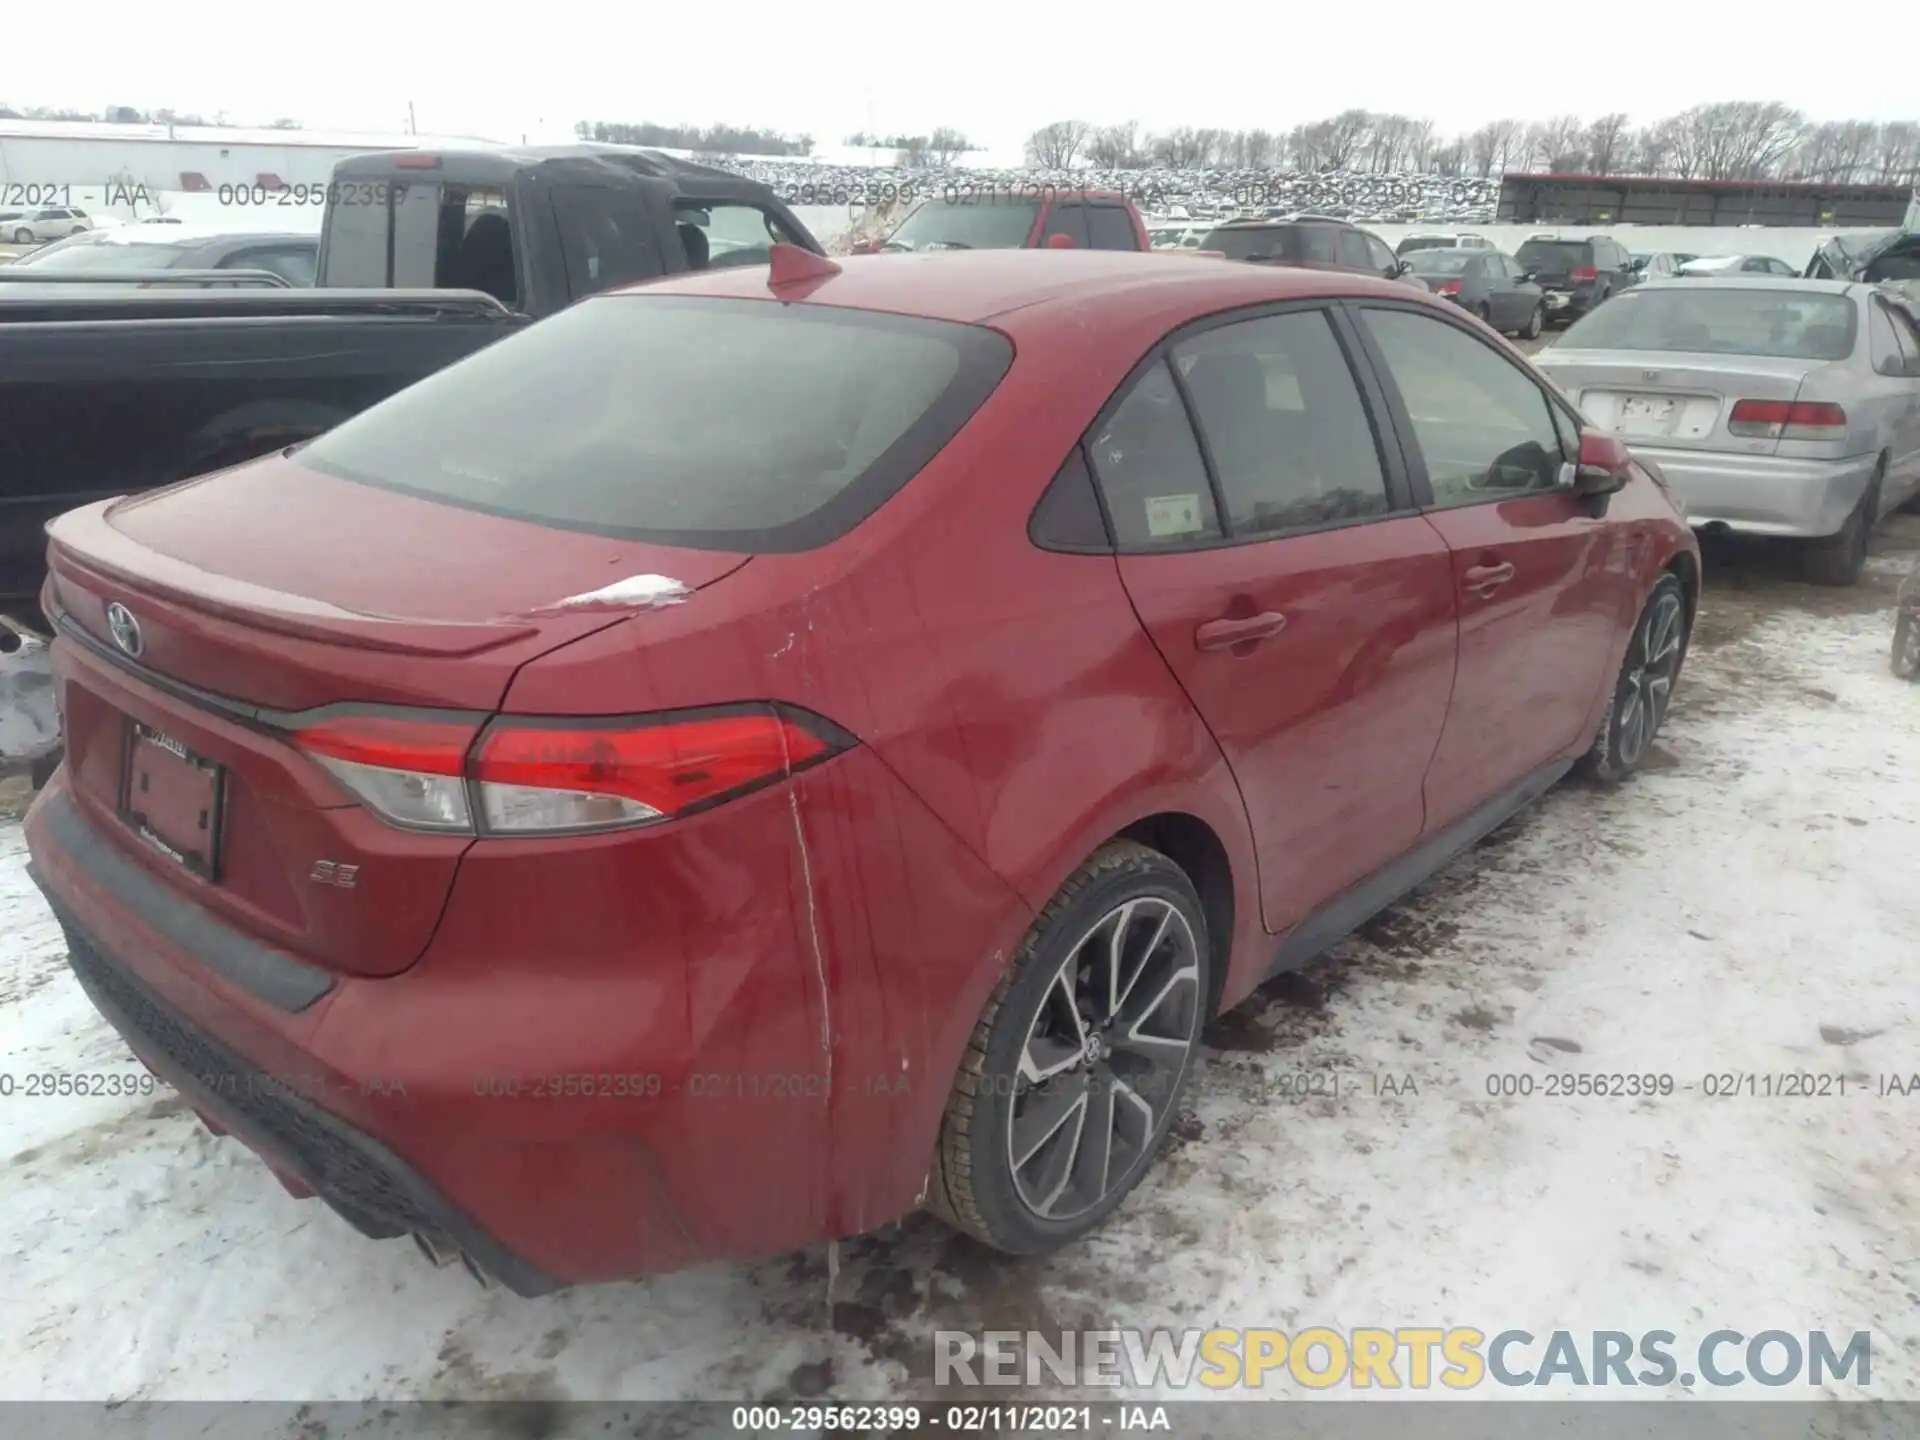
left=0, top=144, right=822, bottom=630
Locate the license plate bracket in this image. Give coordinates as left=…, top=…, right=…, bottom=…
left=120, top=721, right=225, bottom=882
left=1618, top=394, right=1680, bottom=436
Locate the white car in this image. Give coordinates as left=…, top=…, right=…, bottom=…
left=1677, top=253, right=1799, bottom=278
left=0, top=206, right=95, bottom=244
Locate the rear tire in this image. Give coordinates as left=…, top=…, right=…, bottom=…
left=1578, top=574, right=1689, bottom=784
left=1894, top=608, right=1920, bottom=681
left=30, top=746, right=63, bottom=791
left=927, top=841, right=1210, bottom=1254
left=1800, top=470, right=1880, bottom=588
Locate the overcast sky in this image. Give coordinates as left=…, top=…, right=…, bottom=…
left=6, top=3, right=1913, bottom=156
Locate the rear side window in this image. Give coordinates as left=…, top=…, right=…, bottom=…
left=1086, top=361, right=1221, bottom=550
left=226, top=245, right=317, bottom=286
left=322, top=182, right=519, bottom=307
left=886, top=197, right=1040, bottom=251
left=1173, top=311, right=1391, bottom=535
left=1559, top=288, right=1858, bottom=360
left=1086, top=206, right=1138, bottom=251
left=298, top=296, right=1013, bottom=552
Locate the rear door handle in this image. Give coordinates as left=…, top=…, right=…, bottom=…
left=1195, top=612, right=1288, bottom=652
left=1463, top=561, right=1516, bottom=592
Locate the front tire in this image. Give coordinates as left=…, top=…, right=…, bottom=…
left=1579, top=573, right=1689, bottom=784
left=928, top=841, right=1210, bottom=1254
left=11, top=227, right=31, bottom=244
left=1522, top=304, right=1544, bottom=341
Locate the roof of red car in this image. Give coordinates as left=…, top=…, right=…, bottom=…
left=609, top=249, right=1431, bottom=328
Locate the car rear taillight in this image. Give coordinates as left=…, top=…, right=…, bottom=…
left=297, top=714, right=477, bottom=832
left=1437, top=280, right=1463, bottom=295
left=293, top=704, right=851, bottom=836
left=1570, top=266, right=1598, bottom=282
left=1727, top=399, right=1847, bottom=440
left=392, top=153, right=443, bottom=169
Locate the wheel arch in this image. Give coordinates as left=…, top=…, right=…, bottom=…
left=1115, top=810, right=1236, bottom=1019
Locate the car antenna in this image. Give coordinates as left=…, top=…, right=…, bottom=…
left=768, top=243, right=842, bottom=292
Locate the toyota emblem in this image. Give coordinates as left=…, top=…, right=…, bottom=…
left=106, top=602, right=144, bottom=658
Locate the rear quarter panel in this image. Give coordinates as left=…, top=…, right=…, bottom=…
left=496, top=291, right=1268, bottom=1226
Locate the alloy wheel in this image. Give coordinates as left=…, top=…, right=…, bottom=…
left=1006, top=897, right=1201, bottom=1222
left=1617, top=590, right=1685, bottom=767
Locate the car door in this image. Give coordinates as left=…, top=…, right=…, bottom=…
left=1349, top=301, right=1634, bottom=832
left=1868, top=297, right=1920, bottom=499
left=1092, top=305, right=1459, bottom=934
left=1039, top=200, right=1090, bottom=249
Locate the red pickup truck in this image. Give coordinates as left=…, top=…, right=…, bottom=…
left=851, top=188, right=1152, bottom=254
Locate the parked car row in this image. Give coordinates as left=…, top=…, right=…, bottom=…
left=0, top=204, right=94, bottom=244
left=8, top=149, right=1918, bottom=1301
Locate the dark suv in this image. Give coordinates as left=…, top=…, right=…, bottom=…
left=1514, top=234, right=1638, bottom=325
left=1199, top=218, right=1417, bottom=286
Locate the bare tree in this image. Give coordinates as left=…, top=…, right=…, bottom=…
left=1430, top=137, right=1467, bottom=176
left=1024, top=120, right=1089, bottom=169
left=1583, top=113, right=1629, bottom=175
left=1148, top=126, right=1210, bottom=168
left=1086, top=121, right=1141, bottom=168
left=1243, top=127, right=1278, bottom=169
left=1322, top=108, right=1373, bottom=169
left=927, top=126, right=971, bottom=166
left=1872, top=120, right=1920, bottom=183
left=1467, top=119, right=1520, bottom=177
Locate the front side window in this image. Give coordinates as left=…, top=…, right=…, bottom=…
left=1360, top=308, right=1568, bottom=507
left=1173, top=310, right=1391, bottom=536
left=675, top=201, right=803, bottom=272
left=1086, top=361, right=1221, bottom=551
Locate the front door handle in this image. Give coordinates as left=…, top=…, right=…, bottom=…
left=1463, top=561, right=1516, bottom=593
left=1195, top=612, right=1288, bottom=652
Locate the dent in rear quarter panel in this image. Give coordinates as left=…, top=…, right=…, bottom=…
left=484, top=562, right=1037, bottom=1259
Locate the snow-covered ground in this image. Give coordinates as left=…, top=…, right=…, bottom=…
left=3, top=520, right=1918, bottom=1408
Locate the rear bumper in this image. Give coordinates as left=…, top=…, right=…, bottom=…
left=1628, top=445, right=1879, bottom=538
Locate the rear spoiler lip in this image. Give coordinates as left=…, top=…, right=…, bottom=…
left=46, top=499, right=539, bottom=658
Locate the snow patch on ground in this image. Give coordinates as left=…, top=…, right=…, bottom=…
left=3, top=536, right=1918, bottom=1404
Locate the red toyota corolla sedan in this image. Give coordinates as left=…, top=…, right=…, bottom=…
left=24, top=247, right=1698, bottom=1293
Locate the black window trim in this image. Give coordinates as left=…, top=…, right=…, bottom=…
left=1039, top=297, right=1421, bottom=557
left=1342, top=297, right=1583, bottom=514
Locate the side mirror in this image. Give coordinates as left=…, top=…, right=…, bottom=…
left=1574, top=431, right=1632, bottom=498
left=1394, top=259, right=1412, bottom=276
left=849, top=238, right=881, bottom=255
left=1044, top=232, right=1078, bottom=249
left=1520, top=270, right=1538, bottom=282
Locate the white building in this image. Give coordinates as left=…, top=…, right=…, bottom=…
left=0, top=118, right=498, bottom=202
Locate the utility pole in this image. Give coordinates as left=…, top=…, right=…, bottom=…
left=408, top=101, right=417, bottom=136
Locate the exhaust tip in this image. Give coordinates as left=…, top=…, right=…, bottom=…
left=412, top=1231, right=459, bottom=1268
left=460, top=1250, right=496, bottom=1289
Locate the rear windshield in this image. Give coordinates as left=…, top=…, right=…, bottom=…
left=1203, top=225, right=1334, bottom=263
left=1558, top=287, right=1858, bottom=361
left=885, top=198, right=1041, bottom=251
left=1396, top=236, right=1452, bottom=254
left=297, top=295, right=1014, bottom=551
left=1404, top=250, right=1475, bottom=275
left=1516, top=240, right=1593, bottom=269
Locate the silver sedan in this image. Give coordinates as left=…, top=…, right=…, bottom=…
left=1532, top=278, right=1920, bottom=585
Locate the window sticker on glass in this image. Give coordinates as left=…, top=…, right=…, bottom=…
left=1146, top=494, right=1207, bottom=537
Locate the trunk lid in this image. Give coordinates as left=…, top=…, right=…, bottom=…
left=1534, top=350, right=1816, bottom=455
left=45, top=455, right=749, bottom=979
